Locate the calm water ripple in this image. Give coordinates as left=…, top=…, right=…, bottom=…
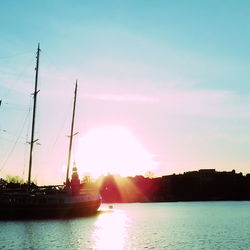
left=0, top=202, right=250, bottom=249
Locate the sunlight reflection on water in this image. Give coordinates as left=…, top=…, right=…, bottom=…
left=93, top=208, right=130, bottom=250
left=1, top=202, right=250, bottom=249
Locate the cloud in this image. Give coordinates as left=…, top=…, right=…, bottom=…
left=77, top=87, right=250, bottom=119
left=158, top=89, right=250, bottom=118
left=83, top=93, right=160, bottom=103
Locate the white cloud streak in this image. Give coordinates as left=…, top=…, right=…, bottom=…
left=83, top=93, right=160, bottom=103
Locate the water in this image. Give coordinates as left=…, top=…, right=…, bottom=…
left=0, top=202, right=250, bottom=249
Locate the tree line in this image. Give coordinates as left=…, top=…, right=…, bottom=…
left=1, top=169, right=250, bottom=202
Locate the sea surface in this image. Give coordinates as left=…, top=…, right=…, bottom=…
left=0, top=202, right=250, bottom=249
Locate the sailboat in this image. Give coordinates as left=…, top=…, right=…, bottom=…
left=0, top=44, right=101, bottom=219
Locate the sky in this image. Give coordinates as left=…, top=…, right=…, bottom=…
left=1, top=0, right=250, bottom=184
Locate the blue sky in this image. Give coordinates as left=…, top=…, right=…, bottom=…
left=1, top=0, right=250, bottom=184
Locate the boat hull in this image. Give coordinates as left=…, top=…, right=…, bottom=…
left=0, top=199, right=101, bottom=219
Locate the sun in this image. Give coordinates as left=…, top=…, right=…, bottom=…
left=75, top=126, right=157, bottom=178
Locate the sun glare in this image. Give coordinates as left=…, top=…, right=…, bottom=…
left=93, top=209, right=129, bottom=249
left=75, top=126, right=156, bottom=178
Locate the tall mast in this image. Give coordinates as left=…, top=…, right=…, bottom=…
left=66, top=80, right=78, bottom=185
left=28, top=43, right=40, bottom=188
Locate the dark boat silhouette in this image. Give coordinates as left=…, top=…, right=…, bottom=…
left=0, top=44, right=101, bottom=219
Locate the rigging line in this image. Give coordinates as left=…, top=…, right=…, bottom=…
left=1, top=53, right=35, bottom=99
left=0, top=107, right=31, bottom=173
left=23, top=95, right=32, bottom=178
left=0, top=51, right=33, bottom=60
left=0, top=132, right=32, bottom=142
left=45, top=99, right=72, bottom=163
